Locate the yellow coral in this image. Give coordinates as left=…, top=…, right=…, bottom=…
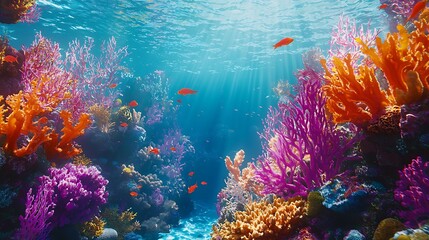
left=102, top=208, right=140, bottom=240
left=89, top=104, right=114, bottom=133
left=73, top=154, right=92, bottom=166
left=80, top=216, right=105, bottom=238
left=211, top=196, right=307, bottom=240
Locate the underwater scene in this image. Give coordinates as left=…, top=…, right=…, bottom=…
left=0, top=0, right=429, bottom=239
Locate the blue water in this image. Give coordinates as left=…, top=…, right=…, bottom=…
left=2, top=0, right=390, bottom=238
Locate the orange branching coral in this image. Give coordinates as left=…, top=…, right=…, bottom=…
left=211, top=196, right=307, bottom=240
left=356, top=19, right=429, bottom=105
left=225, top=150, right=245, bottom=182
left=321, top=55, right=392, bottom=125
left=0, top=91, right=53, bottom=157
left=225, top=150, right=263, bottom=196
left=43, top=111, right=91, bottom=161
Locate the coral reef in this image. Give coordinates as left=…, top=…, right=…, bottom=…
left=80, top=216, right=106, bottom=238
left=211, top=196, right=307, bottom=240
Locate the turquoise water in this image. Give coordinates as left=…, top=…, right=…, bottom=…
left=2, top=0, right=392, bottom=238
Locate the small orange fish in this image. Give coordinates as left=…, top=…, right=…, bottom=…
left=201, top=181, right=207, bottom=185
left=188, top=171, right=194, bottom=177
left=130, top=191, right=138, bottom=197
left=178, top=88, right=197, bottom=95
left=129, top=100, right=138, bottom=107
left=273, top=37, right=294, bottom=49
left=109, top=83, right=118, bottom=88
left=188, top=183, right=198, bottom=194
left=136, top=185, right=142, bottom=189
left=177, top=99, right=182, bottom=103
left=3, top=55, right=18, bottom=63
left=120, top=122, right=128, bottom=127
left=406, top=0, right=427, bottom=22
left=150, top=148, right=160, bottom=155
left=170, top=147, right=176, bottom=152
left=379, top=3, right=388, bottom=9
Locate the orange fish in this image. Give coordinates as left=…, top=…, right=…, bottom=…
left=170, top=147, right=176, bottom=152
left=136, top=185, right=142, bottom=189
left=3, top=55, right=18, bottom=63
left=188, top=171, right=194, bottom=177
left=201, top=181, right=207, bottom=185
left=150, top=148, right=160, bottom=155
left=273, top=37, right=294, bottom=49
left=109, top=83, right=118, bottom=88
left=379, top=3, right=388, bottom=9
left=130, top=191, right=138, bottom=197
left=178, top=88, right=197, bottom=95
left=406, top=0, right=427, bottom=22
left=188, top=183, right=198, bottom=194
left=120, top=122, right=128, bottom=127
left=129, top=100, right=138, bottom=107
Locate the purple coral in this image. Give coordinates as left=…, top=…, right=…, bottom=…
left=42, top=163, right=109, bottom=226
left=15, top=184, right=55, bottom=240
left=255, top=67, right=358, bottom=198
left=394, top=156, right=429, bottom=227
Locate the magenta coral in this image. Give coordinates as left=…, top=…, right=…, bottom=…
left=255, top=67, right=358, bottom=198
left=394, top=156, right=429, bottom=227
left=15, top=184, right=55, bottom=240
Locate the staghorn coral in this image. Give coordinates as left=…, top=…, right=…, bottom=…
left=356, top=19, right=429, bottom=106
left=43, top=110, right=92, bottom=161
left=80, top=216, right=106, bottom=238
left=211, top=196, right=307, bottom=240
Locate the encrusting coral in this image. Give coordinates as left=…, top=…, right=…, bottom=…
left=211, top=196, right=307, bottom=240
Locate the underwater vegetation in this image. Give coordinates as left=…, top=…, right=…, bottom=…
left=213, top=1, right=429, bottom=240
left=1, top=0, right=429, bottom=240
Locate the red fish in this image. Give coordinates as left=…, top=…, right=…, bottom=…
left=188, top=183, right=198, bottom=194
left=130, top=191, right=138, bottom=197
left=188, top=171, right=194, bottom=177
left=129, top=100, right=138, bottom=107
left=201, top=181, right=207, bottom=185
left=3, top=55, right=18, bottom=63
left=150, top=148, right=160, bottom=155
left=406, top=0, right=427, bottom=22
left=136, top=185, right=142, bottom=189
left=120, top=122, right=128, bottom=127
left=177, top=99, right=182, bottom=103
left=273, top=37, right=294, bottom=49
left=109, top=83, right=118, bottom=88
left=379, top=3, right=388, bottom=9
left=170, top=147, right=176, bottom=152
left=178, top=88, right=197, bottom=95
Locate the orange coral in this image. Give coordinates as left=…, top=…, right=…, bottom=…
left=322, top=19, right=429, bottom=125
left=43, top=111, right=91, bottom=161
left=211, top=196, right=307, bottom=240
left=0, top=76, right=91, bottom=160
left=225, top=150, right=263, bottom=196
left=321, top=55, right=392, bottom=125
left=356, top=20, right=429, bottom=105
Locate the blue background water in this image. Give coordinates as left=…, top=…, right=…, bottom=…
left=3, top=0, right=388, bottom=220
